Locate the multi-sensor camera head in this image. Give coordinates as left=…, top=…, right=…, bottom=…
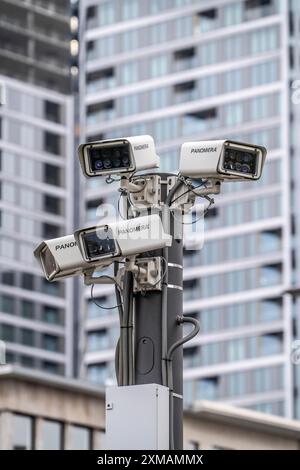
left=180, top=140, right=267, bottom=181
left=78, top=135, right=159, bottom=177
left=74, top=214, right=172, bottom=263
left=33, top=235, right=108, bottom=282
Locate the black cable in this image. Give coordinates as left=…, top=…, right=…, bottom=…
left=180, top=196, right=215, bottom=225
left=90, top=277, right=123, bottom=310
left=169, top=179, right=208, bottom=206
left=167, top=315, right=200, bottom=450
left=167, top=315, right=200, bottom=364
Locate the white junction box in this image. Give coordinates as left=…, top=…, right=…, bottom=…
left=105, top=384, right=169, bottom=450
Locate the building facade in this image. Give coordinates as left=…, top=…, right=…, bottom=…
left=1, top=365, right=300, bottom=450
left=0, top=1, right=79, bottom=377
left=78, top=0, right=300, bottom=419
left=0, top=0, right=72, bottom=93
left=0, top=76, right=75, bottom=376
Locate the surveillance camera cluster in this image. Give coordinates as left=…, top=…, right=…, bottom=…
left=34, top=134, right=266, bottom=284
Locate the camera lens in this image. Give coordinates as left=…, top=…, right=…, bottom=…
left=112, top=158, right=121, bottom=168
left=241, top=164, right=250, bottom=173
left=101, top=148, right=110, bottom=158
left=103, top=158, right=112, bottom=169
left=122, top=155, right=129, bottom=166
left=243, top=153, right=253, bottom=163
left=94, top=160, right=103, bottom=170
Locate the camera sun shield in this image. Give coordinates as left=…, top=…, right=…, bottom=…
left=78, top=135, right=159, bottom=178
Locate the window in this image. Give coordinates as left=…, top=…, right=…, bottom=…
left=260, top=265, right=281, bottom=287
left=2, top=271, right=15, bottom=286
left=197, top=377, right=219, bottom=399
left=224, top=69, right=242, bottom=92
left=43, top=361, right=60, bottom=374
left=197, top=9, right=218, bottom=33
left=98, top=1, right=115, bottom=26
left=21, top=329, right=34, bottom=346
left=122, top=0, right=139, bottom=20
left=183, top=108, right=218, bottom=136
left=87, top=68, right=115, bottom=93
left=224, top=2, right=243, bottom=26
left=44, top=131, right=61, bottom=155
left=227, top=338, right=245, bottom=361
left=88, top=330, right=109, bottom=351
left=44, top=100, right=61, bottom=123
left=21, top=301, right=34, bottom=319
left=87, top=100, right=115, bottom=124
left=0, top=295, right=14, bottom=314
left=174, top=47, right=196, bottom=72
left=174, top=81, right=196, bottom=103
left=174, top=16, right=193, bottom=38
left=245, top=0, right=274, bottom=20
left=20, top=157, right=34, bottom=179
left=44, top=195, right=61, bottom=215
left=261, top=299, right=281, bottom=322
left=200, top=41, right=218, bottom=65
left=43, top=306, right=60, bottom=324
left=43, top=334, right=59, bottom=352
left=88, top=363, right=108, bottom=384
left=0, top=324, right=14, bottom=341
left=44, top=164, right=61, bottom=186
left=91, top=36, right=115, bottom=59
left=250, top=27, right=278, bottom=55
left=22, top=273, right=34, bottom=290
left=43, top=223, right=60, bottom=239
left=12, top=414, right=33, bottom=450
left=121, top=29, right=139, bottom=52
left=225, top=36, right=242, bottom=60
left=121, top=62, right=138, bottom=85
left=21, top=355, right=34, bottom=368
left=224, top=102, right=244, bottom=126
left=148, top=87, right=168, bottom=110
left=149, top=22, right=168, bottom=45
left=227, top=372, right=246, bottom=396
left=150, top=55, right=168, bottom=78
left=261, top=333, right=282, bottom=355
left=260, top=230, right=281, bottom=253
left=41, top=420, right=62, bottom=450
left=199, top=75, right=217, bottom=98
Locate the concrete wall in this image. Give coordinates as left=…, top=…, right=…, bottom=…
left=183, top=415, right=300, bottom=450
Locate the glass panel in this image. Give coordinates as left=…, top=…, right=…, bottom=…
left=69, top=426, right=90, bottom=450
left=12, top=414, right=33, bottom=450
left=41, top=420, right=62, bottom=450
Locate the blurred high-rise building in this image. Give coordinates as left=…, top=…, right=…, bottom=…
left=0, top=0, right=72, bottom=93
left=78, top=0, right=300, bottom=419
left=0, top=0, right=78, bottom=376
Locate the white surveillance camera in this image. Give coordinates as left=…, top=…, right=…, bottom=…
left=74, top=214, right=172, bottom=263
left=33, top=235, right=109, bottom=282
left=179, top=140, right=267, bottom=181
left=78, top=135, right=159, bottom=177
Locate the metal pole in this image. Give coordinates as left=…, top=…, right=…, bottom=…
left=133, top=173, right=184, bottom=449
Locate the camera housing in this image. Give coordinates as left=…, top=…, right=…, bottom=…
left=179, top=140, right=267, bottom=181
left=74, top=215, right=172, bottom=263
left=78, top=135, right=159, bottom=177
left=33, top=235, right=107, bottom=282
